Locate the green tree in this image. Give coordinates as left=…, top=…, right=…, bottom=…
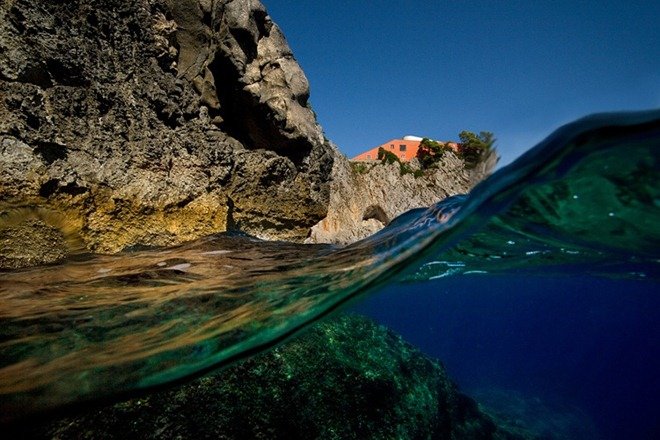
left=416, top=138, right=450, bottom=169
left=458, top=131, right=495, bottom=168
left=377, top=147, right=400, bottom=165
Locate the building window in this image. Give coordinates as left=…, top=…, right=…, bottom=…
left=399, top=144, right=406, bottom=151
left=366, top=154, right=371, bottom=159
left=390, top=144, right=394, bottom=149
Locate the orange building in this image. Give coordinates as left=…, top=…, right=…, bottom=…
left=351, top=136, right=458, bottom=162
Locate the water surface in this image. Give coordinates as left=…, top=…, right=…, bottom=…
left=1, top=111, right=658, bottom=434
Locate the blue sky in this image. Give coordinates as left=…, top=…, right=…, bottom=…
left=264, top=1, right=659, bottom=166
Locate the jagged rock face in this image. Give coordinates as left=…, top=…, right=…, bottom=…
left=0, top=0, right=334, bottom=256
left=308, top=151, right=496, bottom=245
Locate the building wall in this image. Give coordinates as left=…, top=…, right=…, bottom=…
left=351, top=139, right=459, bottom=162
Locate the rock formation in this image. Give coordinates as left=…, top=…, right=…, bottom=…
left=0, top=0, right=334, bottom=261
left=0, top=0, right=497, bottom=266
left=307, top=150, right=497, bottom=245
left=20, top=315, right=535, bottom=440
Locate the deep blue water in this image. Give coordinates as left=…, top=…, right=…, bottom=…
left=351, top=274, right=660, bottom=440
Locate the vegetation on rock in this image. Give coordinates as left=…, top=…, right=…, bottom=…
left=23, top=315, right=535, bottom=440
left=378, top=147, right=423, bottom=177
left=416, top=138, right=454, bottom=169
left=415, top=132, right=496, bottom=171
left=350, top=161, right=372, bottom=175
left=377, top=146, right=400, bottom=165
left=458, top=130, right=496, bottom=169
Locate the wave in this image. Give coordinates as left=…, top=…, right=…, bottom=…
left=0, top=110, right=658, bottom=421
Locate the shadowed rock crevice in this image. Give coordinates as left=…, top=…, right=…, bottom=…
left=208, top=49, right=251, bottom=143
left=229, top=27, right=258, bottom=61
left=253, top=7, right=270, bottom=38
left=44, top=58, right=90, bottom=87
left=38, top=179, right=59, bottom=198
left=33, top=141, right=67, bottom=165
left=208, top=44, right=314, bottom=165
left=13, top=64, right=53, bottom=89
left=363, top=204, right=390, bottom=225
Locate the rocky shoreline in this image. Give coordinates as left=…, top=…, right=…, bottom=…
left=0, top=0, right=495, bottom=267
left=307, top=149, right=496, bottom=245
left=1, top=0, right=334, bottom=262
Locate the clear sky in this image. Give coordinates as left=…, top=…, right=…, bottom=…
left=264, top=1, right=659, bottom=166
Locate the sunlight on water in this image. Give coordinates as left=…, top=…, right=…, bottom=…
left=0, top=110, right=658, bottom=421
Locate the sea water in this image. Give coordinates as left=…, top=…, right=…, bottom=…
left=352, top=274, right=659, bottom=439
left=1, top=110, right=658, bottom=438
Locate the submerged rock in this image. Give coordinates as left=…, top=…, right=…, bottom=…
left=0, top=0, right=334, bottom=253
left=471, top=388, right=599, bottom=440
left=24, top=315, right=532, bottom=440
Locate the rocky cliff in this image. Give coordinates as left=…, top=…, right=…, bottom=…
left=0, top=0, right=496, bottom=267
left=0, top=0, right=334, bottom=257
left=308, top=150, right=497, bottom=245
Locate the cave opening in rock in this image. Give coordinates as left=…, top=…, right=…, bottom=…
left=208, top=51, right=312, bottom=167
left=362, top=205, right=389, bottom=226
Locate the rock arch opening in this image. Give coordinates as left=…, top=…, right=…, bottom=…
left=362, top=205, right=389, bottom=226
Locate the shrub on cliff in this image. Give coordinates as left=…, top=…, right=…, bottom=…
left=377, top=147, right=420, bottom=177
left=416, top=138, right=452, bottom=169
left=377, top=147, right=399, bottom=164
left=458, top=131, right=496, bottom=169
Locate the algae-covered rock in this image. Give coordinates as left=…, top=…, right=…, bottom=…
left=25, top=315, right=533, bottom=440
left=0, top=0, right=334, bottom=255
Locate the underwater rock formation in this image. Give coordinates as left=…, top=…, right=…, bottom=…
left=472, top=388, right=599, bottom=440
left=0, top=0, right=334, bottom=259
left=24, top=315, right=533, bottom=440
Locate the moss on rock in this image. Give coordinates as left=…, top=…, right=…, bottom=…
left=23, top=315, right=535, bottom=440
